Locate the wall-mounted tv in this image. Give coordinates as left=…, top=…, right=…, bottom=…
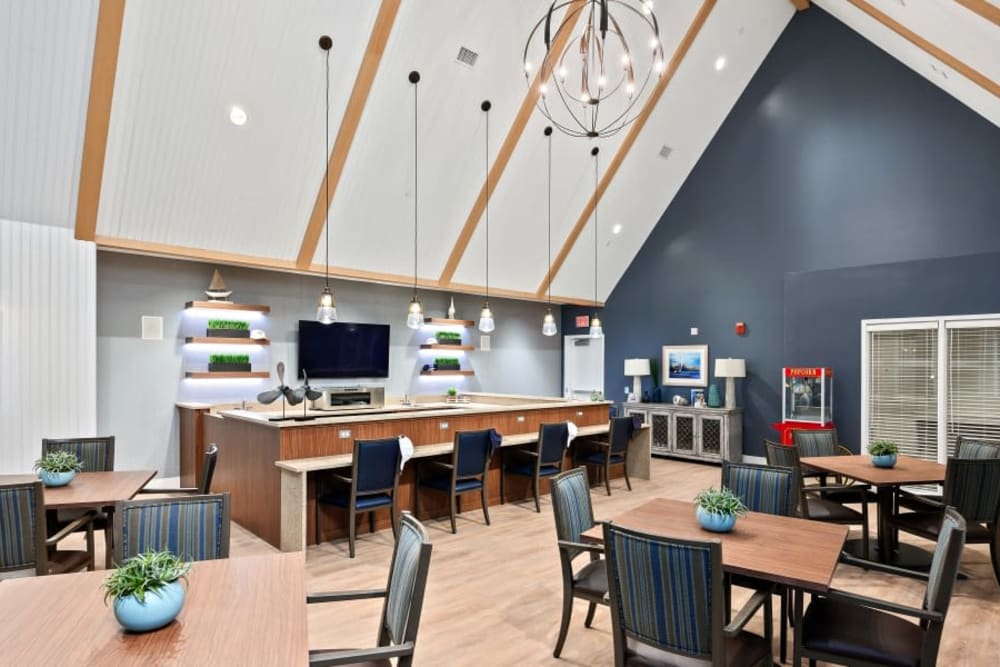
left=298, top=321, right=390, bottom=379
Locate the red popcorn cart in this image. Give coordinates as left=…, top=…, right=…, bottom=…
left=772, top=367, right=835, bottom=445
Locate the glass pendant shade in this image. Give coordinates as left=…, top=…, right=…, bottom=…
left=542, top=309, right=557, bottom=336
left=479, top=303, right=495, bottom=333
left=316, top=286, right=337, bottom=325
left=406, top=296, right=424, bottom=329
left=589, top=314, right=603, bottom=338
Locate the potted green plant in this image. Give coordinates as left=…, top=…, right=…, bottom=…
left=103, top=551, right=192, bottom=633
left=208, top=353, right=251, bottom=372
left=693, top=486, right=748, bottom=533
left=206, top=319, right=250, bottom=338
left=436, top=331, right=463, bottom=346
left=868, top=440, right=899, bottom=468
left=33, top=451, right=83, bottom=487
left=434, top=356, right=461, bottom=371
left=446, top=387, right=458, bottom=402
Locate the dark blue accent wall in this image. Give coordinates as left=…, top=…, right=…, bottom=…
left=564, top=7, right=1000, bottom=457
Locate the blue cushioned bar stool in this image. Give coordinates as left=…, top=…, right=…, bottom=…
left=574, top=416, right=632, bottom=496
left=414, top=429, right=494, bottom=534
left=113, top=492, right=231, bottom=563
left=316, top=437, right=401, bottom=558
left=501, top=422, right=568, bottom=513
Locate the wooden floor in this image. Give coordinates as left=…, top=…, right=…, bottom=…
left=94, top=458, right=1000, bottom=664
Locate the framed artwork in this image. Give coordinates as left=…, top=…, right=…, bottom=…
left=662, top=345, right=709, bottom=387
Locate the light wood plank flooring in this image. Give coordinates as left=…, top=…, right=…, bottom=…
left=95, top=458, right=1000, bottom=664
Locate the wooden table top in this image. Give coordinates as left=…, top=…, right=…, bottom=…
left=0, top=470, right=157, bottom=509
left=581, top=498, right=848, bottom=592
left=801, top=454, right=945, bottom=487
left=0, top=552, right=308, bottom=665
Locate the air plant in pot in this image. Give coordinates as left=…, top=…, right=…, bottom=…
left=33, top=451, right=83, bottom=487
left=103, top=551, right=192, bottom=633
left=694, top=486, right=748, bottom=533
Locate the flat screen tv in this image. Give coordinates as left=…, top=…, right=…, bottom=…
left=298, top=321, right=390, bottom=379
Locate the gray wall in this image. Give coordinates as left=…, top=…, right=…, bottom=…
left=565, top=7, right=1000, bottom=457
left=97, top=251, right=562, bottom=474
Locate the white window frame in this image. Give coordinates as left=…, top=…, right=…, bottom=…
left=861, top=313, right=1000, bottom=464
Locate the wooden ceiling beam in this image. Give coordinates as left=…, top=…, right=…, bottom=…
left=536, top=0, right=717, bottom=298
left=295, top=0, right=401, bottom=268
left=846, top=0, right=1000, bottom=99
left=955, top=0, right=1000, bottom=29
left=437, top=0, right=586, bottom=287
left=74, top=0, right=126, bottom=241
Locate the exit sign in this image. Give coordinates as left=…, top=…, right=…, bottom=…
left=575, top=315, right=590, bottom=328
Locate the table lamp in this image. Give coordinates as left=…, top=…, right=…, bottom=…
left=624, top=358, right=651, bottom=403
left=714, top=358, right=746, bottom=409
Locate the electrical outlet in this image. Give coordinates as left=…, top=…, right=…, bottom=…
left=576, top=410, right=584, bottom=417
left=624, top=386, right=630, bottom=395
left=439, top=421, right=449, bottom=430
left=516, top=415, right=525, bottom=423
left=480, top=335, right=491, bottom=351
left=338, top=429, right=351, bottom=439
left=690, top=327, right=699, bottom=336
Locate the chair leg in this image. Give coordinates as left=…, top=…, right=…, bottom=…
left=85, top=523, right=95, bottom=571
left=104, top=523, right=113, bottom=569
left=390, top=500, right=399, bottom=540
left=481, top=480, right=491, bottom=526
left=348, top=507, right=357, bottom=559
left=533, top=474, right=541, bottom=513
left=780, top=588, right=788, bottom=664
left=623, top=459, right=632, bottom=491
left=368, top=511, right=375, bottom=535
left=991, top=528, right=1000, bottom=586
left=604, top=463, right=612, bottom=496
left=449, top=491, right=457, bottom=534
left=584, top=601, right=597, bottom=628
left=553, top=587, right=574, bottom=658
left=500, top=460, right=506, bottom=505
left=763, top=593, right=773, bottom=656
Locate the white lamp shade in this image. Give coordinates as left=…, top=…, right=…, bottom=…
left=715, top=358, right=746, bottom=378
left=624, top=358, right=651, bottom=376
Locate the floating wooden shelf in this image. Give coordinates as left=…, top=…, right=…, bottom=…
left=420, top=370, right=475, bottom=376
left=423, top=317, right=474, bottom=327
left=419, top=344, right=474, bottom=351
left=184, top=301, right=270, bottom=314
left=185, top=337, right=270, bottom=345
left=185, top=371, right=270, bottom=379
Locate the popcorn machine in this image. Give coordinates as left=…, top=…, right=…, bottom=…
left=772, top=367, right=835, bottom=445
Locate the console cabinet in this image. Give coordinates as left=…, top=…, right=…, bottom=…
left=620, top=403, right=742, bottom=464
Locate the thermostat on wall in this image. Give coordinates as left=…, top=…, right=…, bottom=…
left=480, top=335, right=491, bottom=351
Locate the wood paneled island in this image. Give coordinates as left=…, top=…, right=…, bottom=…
left=179, top=394, right=649, bottom=550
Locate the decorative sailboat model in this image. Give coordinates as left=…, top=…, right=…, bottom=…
left=205, top=269, right=233, bottom=302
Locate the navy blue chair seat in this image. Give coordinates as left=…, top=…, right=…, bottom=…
left=320, top=491, right=394, bottom=511
left=501, top=422, right=569, bottom=513
left=419, top=476, right=483, bottom=493
left=580, top=452, right=624, bottom=466
left=505, top=462, right=561, bottom=478
left=414, top=430, right=494, bottom=534
left=573, top=417, right=633, bottom=496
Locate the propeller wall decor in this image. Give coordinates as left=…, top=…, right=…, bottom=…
left=290, top=370, right=323, bottom=421
left=257, top=362, right=300, bottom=420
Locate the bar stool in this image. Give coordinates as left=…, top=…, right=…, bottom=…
left=415, top=429, right=494, bottom=533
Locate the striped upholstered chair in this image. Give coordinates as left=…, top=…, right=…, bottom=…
left=308, top=512, right=433, bottom=667
left=0, top=480, right=95, bottom=578
left=550, top=467, right=607, bottom=658
left=42, top=436, right=115, bottom=472
left=603, top=521, right=772, bottom=666
left=501, top=422, right=569, bottom=513
left=889, top=457, right=1000, bottom=585
left=955, top=435, right=1000, bottom=459
left=113, top=493, right=230, bottom=564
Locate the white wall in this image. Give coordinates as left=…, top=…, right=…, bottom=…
left=0, top=219, right=97, bottom=473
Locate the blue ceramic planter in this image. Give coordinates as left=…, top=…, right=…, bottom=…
left=38, top=470, right=76, bottom=487
left=871, top=453, right=897, bottom=468
left=696, top=506, right=737, bottom=533
left=113, top=580, right=186, bottom=633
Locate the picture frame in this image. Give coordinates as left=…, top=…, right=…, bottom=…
left=690, top=388, right=706, bottom=406
left=662, top=345, right=709, bottom=387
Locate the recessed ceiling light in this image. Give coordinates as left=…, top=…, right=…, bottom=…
left=714, top=56, right=727, bottom=72
left=229, top=106, right=248, bottom=126
left=611, top=223, right=623, bottom=235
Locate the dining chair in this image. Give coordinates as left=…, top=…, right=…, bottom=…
left=414, top=429, right=493, bottom=534
left=790, top=429, right=876, bottom=506
left=501, top=422, right=568, bottom=513
left=316, top=437, right=401, bottom=558
left=0, top=480, right=96, bottom=579
left=549, top=467, right=607, bottom=658
left=308, top=512, right=433, bottom=667
left=574, top=416, right=632, bottom=496
left=137, top=444, right=219, bottom=496
left=113, top=492, right=231, bottom=564
left=889, top=456, right=1000, bottom=585
left=602, top=521, right=773, bottom=667
left=955, top=435, right=1000, bottom=460
left=796, top=508, right=967, bottom=667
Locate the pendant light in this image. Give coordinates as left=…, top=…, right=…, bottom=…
left=406, top=71, right=423, bottom=329
left=315, top=35, right=338, bottom=325
left=478, top=100, right=495, bottom=333
left=541, top=126, right=557, bottom=337
left=589, top=146, right=603, bottom=338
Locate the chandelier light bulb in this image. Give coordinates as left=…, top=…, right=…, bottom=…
left=620, top=53, right=630, bottom=66
left=643, top=1, right=654, bottom=15
left=539, top=83, right=549, bottom=96
left=598, top=75, right=607, bottom=88
left=654, top=59, right=666, bottom=74
left=558, top=66, right=568, bottom=81
left=625, top=82, right=636, bottom=97
left=581, top=92, right=591, bottom=103
left=524, top=61, right=533, bottom=74
left=542, top=310, right=558, bottom=337
left=649, top=37, right=660, bottom=50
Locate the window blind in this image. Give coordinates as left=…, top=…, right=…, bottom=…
left=946, top=325, right=1000, bottom=455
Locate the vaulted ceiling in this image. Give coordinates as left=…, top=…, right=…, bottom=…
left=1, top=0, right=998, bottom=305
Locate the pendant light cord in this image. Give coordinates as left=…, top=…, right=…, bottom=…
left=324, top=46, right=330, bottom=288
left=484, top=104, right=490, bottom=304
left=413, top=77, right=418, bottom=296
left=593, top=147, right=598, bottom=307
left=546, top=128, right=552, bottom=306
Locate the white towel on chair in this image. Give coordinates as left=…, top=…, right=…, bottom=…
left=398, top=435, right=414, bottom=470
left=566, top=421, right=578, bottom=447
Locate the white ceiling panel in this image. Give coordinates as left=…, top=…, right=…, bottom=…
left=449, top=0, right=705, bottom=295
left=96, top=0, right=380, bottom=258
left=0, top=0, right=98, bottom=228
left=315, top=0, right=558, bottom=278
left=551, top=0, right=796, bottom=302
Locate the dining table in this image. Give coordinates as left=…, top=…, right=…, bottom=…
left=800, top=453, right=946, bottom=569
left=0, top=552, right=309, bottom=665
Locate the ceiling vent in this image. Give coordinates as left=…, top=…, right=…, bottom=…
left=658, top=145, right=673, bottom=159
left=456, top=47, right=478, bottom=68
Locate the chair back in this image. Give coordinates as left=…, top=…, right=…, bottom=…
left=379, top=512, right=433, bottom=654
left=722, top=462, right=799, bottom=516
left=790, top=429, right=837, bottom=458
left=42, top=436, right=115, bottom=472
left=920, top=508, right=966, bottom=662
left=955, top=436, right=1000, bottom=460
left=0, top=481, right=47, bottom=576
left=114, top=493, right=231, bottom=564
left=550, top=468, right=596, bottom=545
left=538, top=422, right=569, bottom=467
left=942, top=457, right=1000, bottom=523
left=603, top=522, right=724, bottom=664
left=453, top=430, right=492, bottom=478
left=198, top=444, right=219, bottom=494
left=608, top=417, right=632, bottom=455
left=764, top=440, right=801, bottom=469
left=354, top=438, right=401, bottom=494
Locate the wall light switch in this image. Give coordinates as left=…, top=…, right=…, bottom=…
left=480, top=335, right=491, bottom=351
left=690, top=327, right=699, bottom=336
left=141, top=316, right=163, bottom=341
left=439, top=421, right=449, bottom=430
left=624, top=386, right=630, bottom=395
left=338, top=429, right=352, bottom=439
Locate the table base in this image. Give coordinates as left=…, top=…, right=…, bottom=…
left=843, top=538, right=934, bottom=571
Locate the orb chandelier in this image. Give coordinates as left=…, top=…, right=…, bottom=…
left=522, top=0, right=664, bottom=139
